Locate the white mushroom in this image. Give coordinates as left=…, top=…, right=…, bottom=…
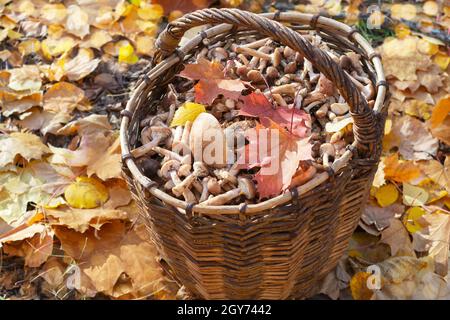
left=199, top=177, right=256, bottom=206
left=172, top=162, right=208, bottom=197
left=131, top=127, right=172, bottom=158
left=159, top=160, right=196, bottom=202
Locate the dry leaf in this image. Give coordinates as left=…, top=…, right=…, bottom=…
left=0, top=132, right=50, bottom=167
left=8, top=65, right=41, bottom=92
left=44, top=82, right=90, bottom=113
left=383, top=116, right=438, bottom=160
left=403, top=183, right=429, bottom=206
left=65, top=5, right=90, bottom=39
left=17, top=107, right=73, bottom=135
left=179, top=57, right=246, bottom=104
left=383, top=153, right=421, bottom=183
left=429, top=96, right=450, bottom=129
left=413, top=213, right=450, bottom=276
left=238, top=92, right=311, bottom=138
left=380, top=218, right=415, bottom=257
left=241, top=120, right=312, bottom=199
left=52, top=48, right=100, bottom=81
left=361, top=203, right=404, bottom=233
left=64, top=177, right=109, bottom=209
left=0, top=223, right=54, bottom=267
left=419, top=158, right=450, bottom=193
left=86, top=136, right=123, bottom=181
left=54, top=222, right=165, bottom=299
left=45, top=206, right=128, bottom=233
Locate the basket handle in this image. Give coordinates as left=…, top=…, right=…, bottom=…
left=154, top=8, right=378, bottom=155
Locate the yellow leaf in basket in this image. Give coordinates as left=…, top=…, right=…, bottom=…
left=118, top=44, right=138, bottom=64
left=170, top=102, right=206, bottom=127
left=375, top=183, right=399, bottom=207
left=64, top=176, right=109, bottom=209
left=404, top=207, right=426, bottom=233
left=403, top=183, right=429, bottom=206
left=350, top=272, right=374, bottom=300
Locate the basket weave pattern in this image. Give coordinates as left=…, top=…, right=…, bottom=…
left=120, top=9, right=388, bottom=299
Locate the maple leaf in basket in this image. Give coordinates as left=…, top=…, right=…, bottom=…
left=240, top=120, right=312, bottom=199
left=179, top=57, right=246, bottom=104
left=238, top=92, right=311, bottom=138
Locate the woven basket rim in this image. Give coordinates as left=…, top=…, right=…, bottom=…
left=120, top=10, right=387, bottom=215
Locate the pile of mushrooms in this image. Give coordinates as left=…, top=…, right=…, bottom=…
left=131, top=33, right=374, bottom=205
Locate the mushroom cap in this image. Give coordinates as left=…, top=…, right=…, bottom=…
left=193, top=162, right=209, bottom=177
left=160, top=159, right=181, bottom=179
left=214, top=169, right=238, bottom=185
left=178, top=163, right=191, bottom=177
left=319, top=143, right=335, bottom=157
left=238, top=177, right=256, bottom=200
left=207, top=177, right=221, bottom=195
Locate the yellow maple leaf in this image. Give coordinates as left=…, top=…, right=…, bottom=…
left=64, top=176, right=109, bottom=209
left=170, top=102, right=206, bottom=127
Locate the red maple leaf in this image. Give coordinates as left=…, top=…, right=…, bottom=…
left=239, top=120, right=312, bottom=199
left=238, top=92, right=311, bottom=138
left=179, top=58, right=246, bottom=105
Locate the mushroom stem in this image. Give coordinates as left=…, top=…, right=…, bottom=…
left=199, top=177, right=210, bottom=202
left=345, top=71, right=374, bottom=100
left=153, top=146, right=191, bottom=165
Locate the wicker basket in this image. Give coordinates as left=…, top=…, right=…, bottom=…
left=120, top=9, right=388, bottom=299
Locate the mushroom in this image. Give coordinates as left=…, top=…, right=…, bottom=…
left=301, top=59, right=319, bottom=83
left=189, top=113, right=227, bottom=168
left=135, top=157, right=160, bottom=178
left=171, top=126, right=183, bottom=149
left=199, top=177, right=256, bottom=206
left=173, top=121, right=192, bottom=154
left=178, top=163, right=191, bottom=177
left=199, top=177, right=210, bottom=202
left=234, top=46, right=281, bottom=67
left=349, top=71, right=375, bottom=100
left=152, top=146, right=191, bottom=165
left=207, top=177, right=221, bottom=195
left=172, top=162, right=208, bottom=196
left=319, top=143, right=335, bottom=167
left=269, top=83, right=300, bottom=96
left=214, top=168, right=238, bottom=186
left=131, top=126, right=172, bottom=158
left=159, top=160, right=196, bottom=202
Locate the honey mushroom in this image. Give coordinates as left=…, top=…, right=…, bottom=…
left=199, top=177, right=256, bottom=206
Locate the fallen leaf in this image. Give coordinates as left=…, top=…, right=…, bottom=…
left=241, top=120, right=312, bottom=199
left=238, top=92, right=311, bottom=138
left=80, top=29, right=113, bottom=50
left=383, top=116, right=438, bottom=160
left=0, top=91, right=42, bottom=116
left=383, top=153, right=421, bottom=183
left=375, top=184, right=399, bottom=208
left=419, top=158, right=450, bottom=193
left=118, top=43, right=138, bottom=64
left=404, top=206, right=427, bottom=233
left=52, top=48, right=100, bottom=81
left=54, top=222, right=165, bottom=299
left=380, top=218, right=415, bottom=257
left=179, top=57, right=246, bottom=104
left=17, top=107, right=73, bottom=135
left=8, top=65, right=41, bottom=92
left=403, top=183, right=429, bottom=206
left=390, top=4, right=417, bottom=21
left=170, top=102, right=206, bottom=127
left=41, top=36, right=77, bottom=59
left=361, top=203, right=404, bottom=232
left=413, top=213, right=450, bottom=276
left=0, top=132, right=50, bottom=167
left=64, top=176, right=109, bottom=209
left=65, top=5, right=90, bottom=39
left=0, top=223, right=54, bottom=267
left=350, top=272, right=373, bottom=300
left=154, top=0, right=214, bottom=14
left=429, top=96, right=450, bottom=129
left=43, top=82, right=90, bottom=114
left=430, top=116, right=450, bottom=145
left=40, top=3, right=67, bottom=24
left=45, top=206, right=128, bottom=233
left=86, top=136, right=123, bottom=181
